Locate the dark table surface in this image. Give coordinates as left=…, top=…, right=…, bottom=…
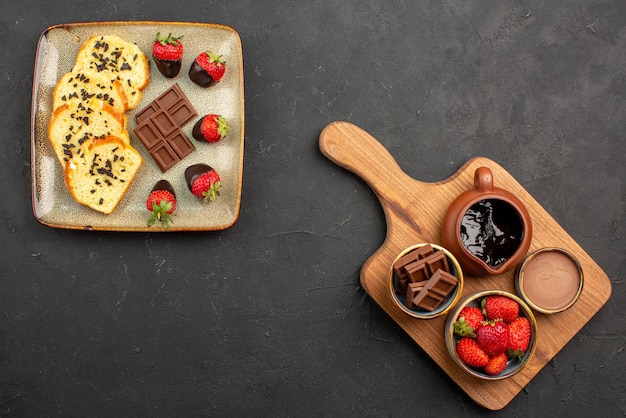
left=2, top=0, right=625, bottom=416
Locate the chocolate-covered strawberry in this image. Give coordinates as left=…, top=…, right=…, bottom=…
left=146, top=180, right=177, bottom=228
left=152, top=32, right=184, bottom=78
left=185, top=164, right=221, bottom=202
left=189, top=51, right=226, bottom=87
left=192, top=114, right=229, bottom=143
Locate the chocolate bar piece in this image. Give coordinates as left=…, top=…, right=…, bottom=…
left=394, top=252, right=418, bottom=280
left=412, top=289, right=444, bottom=311
left=169, top=101, right=197, bottom=126
left=405, top=260, right=429, bottom=283
left=429, top=270, right=458, bottom=296
left=395, top=274, right=408, bottom=296
left=393, top=245, right=436, bottom=279
left=413, top=244, right=435, bottom=259
left=133, top=84, right=198, bottom=172
left=149, top=142, right=179, bottom=172
left=410, top=268, right=458, bottom=311
left=135, top=103, right=159, bottom=124
left=167, top=130, right=196, bottom=159
left=398, top=250, right=450, bottom=284
left=405, top=282, right=426, bottom=309
left=425, top=251, right=450, bottom=275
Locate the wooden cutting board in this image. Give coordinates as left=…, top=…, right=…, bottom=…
left=319, top=121, right=612, bottom=410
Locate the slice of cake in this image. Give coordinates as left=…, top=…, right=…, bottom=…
left=48, top=98, right=128, bottom=165
left=72, top=35, right=150, bottom=110
left=52, top=70, right=128, bottom=114
left=65, top=136, right=143, bottom=215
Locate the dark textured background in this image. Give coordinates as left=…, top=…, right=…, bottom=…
left=1, top=1, right=625, bottom=416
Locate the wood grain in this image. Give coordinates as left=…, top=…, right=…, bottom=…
left=319, top=121, right=612, bottom=410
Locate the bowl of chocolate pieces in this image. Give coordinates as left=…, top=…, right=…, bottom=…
left=388, top=243, right=464, bottom=319
left=444, top=290, right=538, bottom=380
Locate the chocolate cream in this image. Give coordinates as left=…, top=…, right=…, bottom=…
left=521, top=250, right=581, bottom=311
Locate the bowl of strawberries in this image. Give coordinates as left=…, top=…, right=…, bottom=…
left=444, top=290, right=538, bottom=380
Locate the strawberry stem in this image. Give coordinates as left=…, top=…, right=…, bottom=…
left=156, top=32, right=183, bottom=46
left=148, top=199, right=174, bottom=229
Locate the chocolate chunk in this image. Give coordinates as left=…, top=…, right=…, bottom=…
left=394, top=252, right=417, bottom=279
left=395, top=274, right=408, bottom=296
left=151, top=109, right=178, bottom=137
left=405, top=260, right=429, bottom=283
left=413, top=244, right=435, bottom=259
left=393, top=244, right=436, bottom=279
left=134, top=120, right=163, bottom=150
left=405, top=282, right=426, bottom=309
left=135, top=103, right=159, bottom=124
left=409, top=266, right=458, bottom=311
left=428, top=269, right=458, bottom=297
left=166, top=130, right=195, bottom=159
left=132, top=84, right=198, bottom=172
left=155, top=83, right=187, bottom=110
left=424, top=252, right=450, bottom=275
left=413, top=290, right=445, bottom=311
left=169, top=101, right=197, bottom=126
left=150, top=141, right=179, bottom=172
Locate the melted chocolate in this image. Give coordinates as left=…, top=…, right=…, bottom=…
left=153, top=56, right=181, bottom=78
left=192, top=117, right=204, bottom=141
left=189, top=61, right=215, bottom=87
left=184, top=163, right=212, bottom=192
left=459, top=199, right=523, bottom=268
left=152, top=179, right=175, bottom=197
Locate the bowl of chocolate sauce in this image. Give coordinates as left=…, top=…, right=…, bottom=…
left=515, top=248, right=583, bottom=314
left=442, top=167, right=532, bottom=276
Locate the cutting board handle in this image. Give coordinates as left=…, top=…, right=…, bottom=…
left=319, top=121, right=417, bottom=198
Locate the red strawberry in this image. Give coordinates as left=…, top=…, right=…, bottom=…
left=507, top=316, right=532, bottom=360
left=456, top=337, right=489, bottom=368
left=453, top=306, right=484, bottom=337
left=484, top=352, right=509, bottom=376
left=185, top=163, right=221, bottom=202
left=146, top=180, right=176, bottom=228
left=189, top=51, right=226, bottom=87
left=192, top=114, right=229, bottom=143
left=476, top=320, right=510, bottom=357
left=152, top=32, right=184, bottom=78
left=482, top=295, right=519, bottom=323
